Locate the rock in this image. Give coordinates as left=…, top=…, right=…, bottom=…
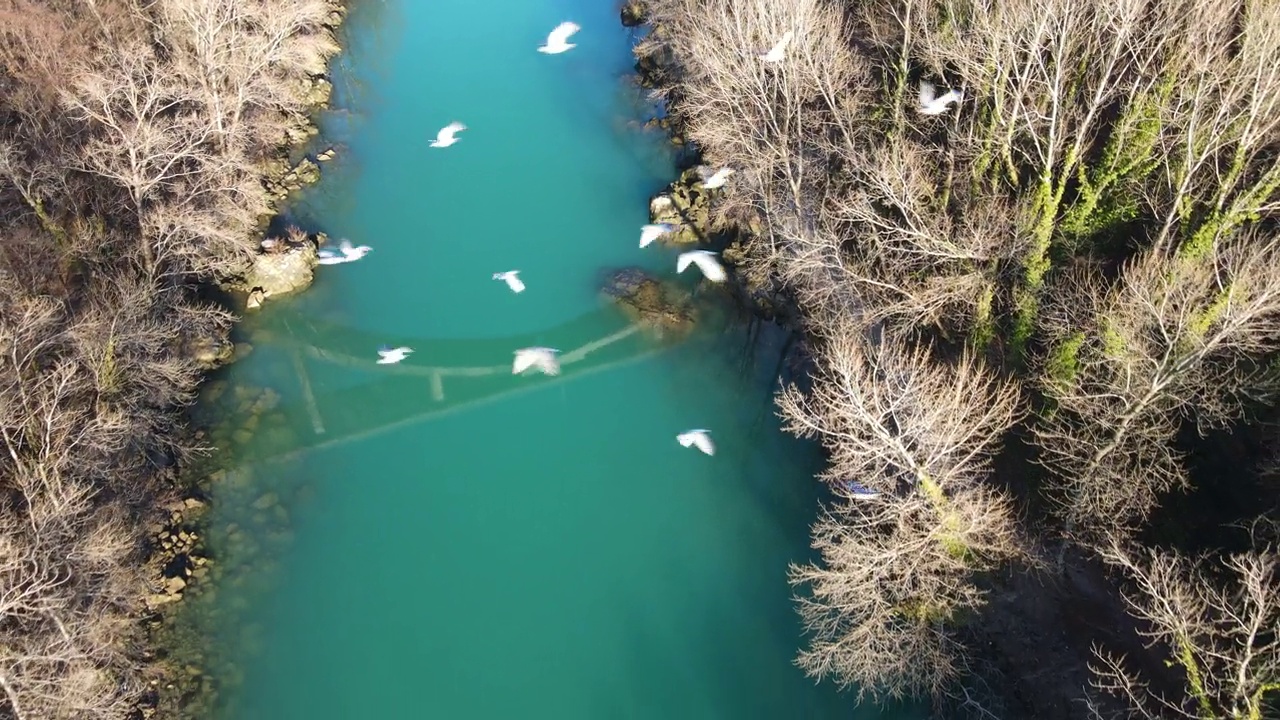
left=232, top=429, right=253, bottom=445
left=164, top=576, right=187, bottom=594
left=147, top=593, right=180, bottom=607
left=239, top=243, right=317, bottom=298
left=305, top=77, right=333, bottom=107
left=232, top=342, right=254, bottom=362
left=246, top=287, right=266, bottom=311
left=601, top=268, right=697, bottom=337
left=186, top=332, right=234, bottom=371
left=621, top=1, right=647, bottom=26
left=316, top=147, right=337, bottom=162
left=293, top=158, right=321, bottom=185
left=647, top=168, right=716, bottom=245
left=251, top=493, right=278, bottom=511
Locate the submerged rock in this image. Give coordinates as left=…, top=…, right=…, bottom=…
left=185, top=332, right=235, bottom=371
left=601, top=267, right=696, bottom=337
left=621, top=1, right=648, bottom=27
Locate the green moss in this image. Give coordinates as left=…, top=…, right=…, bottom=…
left=1045, top=331, right=1085, bottom=390
left=1100, top=316, right=1126, bottom=360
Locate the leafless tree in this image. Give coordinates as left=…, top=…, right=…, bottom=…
left=1036, top=233, right=1280, bottom=539
left=778, top=323, right=1023, bottom=697
left=791, top=483, right=1022, bottom=701
left=1090, top=542, right=1280, bottom=720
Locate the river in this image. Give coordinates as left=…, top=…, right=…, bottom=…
left=174, top=1, right=921, bottom=717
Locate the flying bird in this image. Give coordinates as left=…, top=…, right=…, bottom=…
left=676, top=250, right=727, bottom=283
left=538, top=21, right=580, bottom=54
left=316, top=239, right=371, bottom=265
left=512, top=347, right=561, bottom=376
left=917, top=80, right=963, bottom=116
left=430, top=121, right=467, bottom=148
left=492, top=270, right=525, bottom=293
left=639, top=223, right=676, bottom=248
left=677, top=429, right=715, bottom=456
left=842, top=479, right=881, bottom=500
left=377, top=346, right=413, bottom=365
left=760, top=30, right=793, bottom=63
left=695, top=165, right=735, bottom=189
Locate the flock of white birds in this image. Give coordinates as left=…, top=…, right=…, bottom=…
left=318, top=22, right=963, bottom=461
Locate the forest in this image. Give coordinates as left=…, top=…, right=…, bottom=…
left=0, top=0, right=337, bottom=716
left=633, top=0, right=1280, bottom=717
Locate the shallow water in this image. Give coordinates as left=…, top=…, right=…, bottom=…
left=182, top=1, right=924, bottom=717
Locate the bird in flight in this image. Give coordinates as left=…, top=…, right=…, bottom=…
left=317, top=239, right=371, bottom=265
left=917, top=80, right=963, bottom=116
left=377, top=346, right=413, bottom=365
left=512, top=347, right=561, bottom=376
left=539, top=21, right=580, bottom=54
left=430, top=121, right=467, bottom=148
left=760, top=31, right=793, bottom=63
left=695, top=165, right=734, bottom=190
left=639, top=223, right=677, bottom=248
left=492, top=270, right=526, bottom=293
left=842, top=479, right=882, bottom=500
left=677, top=429, right=715, bottom=456
left=676, top=250, right=727, bottom=283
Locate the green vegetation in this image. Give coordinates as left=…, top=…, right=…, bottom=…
left=635, top=0, right=1280, bottom=715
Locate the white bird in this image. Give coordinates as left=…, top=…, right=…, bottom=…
left=760, top=30, right=793, bottom=63
left=677, top=429, right=715, bottom=456
left=695, top=165, right=735, bottom=190
left=639, top=223, right=676, bottom=248
left=538, top=21, right=580, bottom=54
left=316, top=239, right=371, bottom=265
left=842, top=479, right=881, bottom=500
left=512, top=347, right=560, bottom=376
left=917, top=80, right=963, bottom=116
left=430, top=121, right=467, bottom=148
left=492, top=270, right=526, bottom=293
left=676, top=250, right=728, bottom=283
left=377, top=346, right=413, bottom=365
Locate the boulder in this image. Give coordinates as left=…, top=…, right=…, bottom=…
left=601, top=267, right=697, bottom=337
left=621, top=1, right=647, bottom=27
left=647, top=167, right=715, bottom=245
left=316, top=147, right=337, bottom=162
left=240, top=243, right=317, bottom=298
left=185, top=332, right=234, bottom=371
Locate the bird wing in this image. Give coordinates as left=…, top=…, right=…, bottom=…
left=709, top=168, right=733, bottom=185
left=692, top=433, right=715, bottom=456
left=676, top=252, right=699, bottom=274
left=937, top=88, right=962, bottom=107
left=639, top=225, right=667, bottom=247
left=536, top=353, right=561, bottom=376
left=547, top=21, right=580, bottom=46
left=505, top=274, right=526, bottom=292
left=512, top=350, right=537, bottom=374
left=339, top=239, right=354, bottom=253
left=918, top=79, right=937, bottom=106
left=437, top=122, right=466, bottom=143
left=769, top=30, right=794, bottom=56
left=691, top=253, right=727, bottom=282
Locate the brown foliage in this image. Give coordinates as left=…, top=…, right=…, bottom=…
left=0, top=0, right=338, bottom=716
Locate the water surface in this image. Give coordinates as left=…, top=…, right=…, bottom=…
left=186, top=2, right=923, bottom=717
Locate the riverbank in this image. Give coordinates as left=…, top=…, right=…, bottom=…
left=625, top=1, right=1280, bottom=718
left=0, top=2, right=346, bottom=716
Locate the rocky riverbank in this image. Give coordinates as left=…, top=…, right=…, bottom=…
left=136, top=5, right=351, bottom=716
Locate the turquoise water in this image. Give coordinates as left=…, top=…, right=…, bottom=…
left=184, top=1, right=922, bottom=717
